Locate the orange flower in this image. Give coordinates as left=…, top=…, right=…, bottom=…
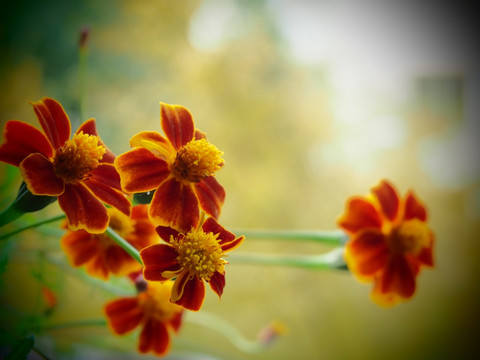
left=114, top=102, right=225, bottom=232
left=140, top=217, right=244, bottom=311
left=104, top=280, right=184, bottom=357
left=338, top=180, right=434, bottom=306
left=61, top=205, right=157, bottom=280
left=0, top=98, right=131, bottom=233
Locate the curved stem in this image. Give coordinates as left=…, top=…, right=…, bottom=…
left=0, top=214, right=66, bottom=241
left=105, top=227, right=142, bottom=265
left=229, top=247, right=346, bottom=270
left=186, top=311, right=266, bottom=354
left=235, top=229, right=348, bottom=246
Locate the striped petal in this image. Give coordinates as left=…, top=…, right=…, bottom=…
left=58, top=183, right=109, bottom=233
left=160, top=103, right=194, bottom=151
left=31, top=98, right=70, bottom=150
left=0, top=120, right=53, bottom=166
left=104, top=297, right=143, bottom=335
left=209, top=271, right=225, bottom=298
left=344, top=229, right=389, bottom=282
left=337, top=197, right=383, bottom=233
left=149, top=177, right=199, bottom=231
left=403, top=191, right=427, bottom=222
left=60, top=230, right=99, bottom=266
left=141, top=244, right=181, bottom=281
left=371, top=180, right=400, bottom=221
left=130, top=131, right=175, bottom=162
left=114, top=148, right=170, bottom=193
left=19, top=153, right=64, bottom=196
left=171, top=270, right=205, bottom=311
left=138, top=319, right=170, bottom=355
left=194, top=176, right=225, bottom=220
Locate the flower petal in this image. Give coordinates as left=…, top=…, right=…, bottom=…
left=160, top=102, right=194, bottom=150
left=104, top=297, right=143, bottom=335
left=416, top=232, right=434, bottom=267
left=114, top=148, right=170, bottom=193
left=105, top=245, right=141, bottom=276
left=209, top=271, right=225, bottom=298
left=138, top=319, right=170, bottom=355
left=171, top=270, right=205, bottom=311
left=337, top=197, right=383, bottom=233
left=202, top=217, right=235, bottom=242
left=84, top=175, right=131, bottom=216
left=19, top=153, right=64, bottom=196
left=371, top=180, right=400, bottom=222
left=371, top=255, right=419, bottom=306
left=77, top=118, right=116, bottom=163
left=60, top=230, right=99, bottom=266
left=130, top=131, right=175, bottom=162
left=156, top=226, right=180, bottom=244
left=344, top=229, right=389, bottom=281
left=403, top=191, right=427, bottom=222
left=168, top=311, right=184, bottom=333
left=88, top=163, right=123, bottom=191
left=141, top=244, right=181, bottom=281
left=194, top=176, right=225, bottom=220
left=31, top=98, right=70, bottom=150
left=149, top=177, right=199, bottom=231
left=85, top=253, right=110, bottom=280
left=58, top=183, right=109, bottom=233
left=0, top=120, right=54, bottom=166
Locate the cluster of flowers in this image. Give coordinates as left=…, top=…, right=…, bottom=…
left=0, top=97, right=244, bottom=356
left=0, top=97, right=434, bottom=356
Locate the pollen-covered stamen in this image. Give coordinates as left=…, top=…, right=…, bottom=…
left=171, top=138, right=224, bottom=183
left=389, top=219, right=430, bottom=255
left=172, top=229, right=226, bottom=281
left=53, top=131, right=106, bottom=183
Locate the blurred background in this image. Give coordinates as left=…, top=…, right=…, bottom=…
left=1, top=0, right=479, bottom=359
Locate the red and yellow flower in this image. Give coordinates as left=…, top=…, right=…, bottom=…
left=61, top=205, right=157, bottom=280
left=0, top=97, right=131, bottom=233
left=338, top=180, right=434, bottom=306
left=140, top=217, right=244, bottom=311
left=114, top=102, right=225, bottom=232
left=104, top=280, right=183, bottom=356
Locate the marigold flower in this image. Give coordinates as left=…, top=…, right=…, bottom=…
left=337, top=180, right=434, bottom=306
left=114, top=102, right=225, bottom=232
left=61, top=205, right=157, bottom=280
left=140, top=217, right=244, bottom=311
left=104, top=280, right=183, bottom=356
left=0, top=98, right=131, bottom=233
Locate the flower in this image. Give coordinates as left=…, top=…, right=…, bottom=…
left=337, top=180, right=434, bottom=306
left=104, top=279, right=183, bottom=357
left=114, top=102, right=225, bottom=232
left=0, top=97, right=131, bottom=233
left=140, top=217, right=244, bottom=311
left=61, top=205, right=157, bottom=280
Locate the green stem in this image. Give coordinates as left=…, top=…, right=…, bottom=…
left=229, top=247, right=346, bottom=270
left=0, top=214, right=66, bottom=241
left=105, top=227, right=142, bottom=265
left=235, top=229, right=347, bottom=245
left=186, top=311, right=265, bottom=354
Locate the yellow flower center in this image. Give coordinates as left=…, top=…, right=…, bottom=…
left=139, top=281, right=182, bottom=321
left=389, top=219, right=430, bottom=255
left=171, top=138, right=224, bottom=183
left=172, top=229, right=226, bottom=281
left=53, top=132, right=106, bottom=184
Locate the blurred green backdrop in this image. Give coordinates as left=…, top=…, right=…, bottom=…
left=1, top=0, right=479, bottom=359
